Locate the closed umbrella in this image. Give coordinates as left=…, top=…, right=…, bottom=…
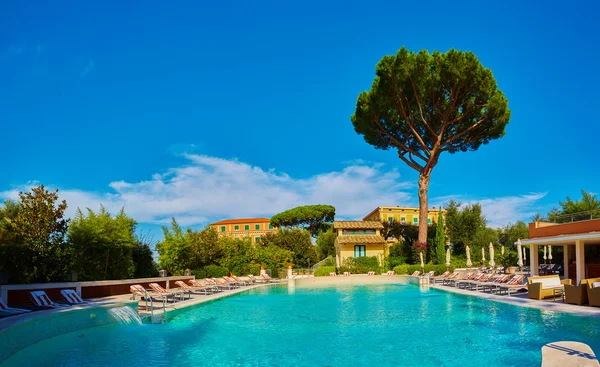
left=419, top=251, right=424, bottom=269
left=517, top=239, right=523, bottom=268
left=543, top=245, right=547, bottom=262
left=501, top=245, right=505, bottom=255
left=489, top=242, right=495, bottom=267
left=481, top=247, right=486, bottom=263
left=523, top=247, right=527, bottom=262
left=446, top=247, right=451, bottom=268
left=548, top=245, right=553, bottom=261
left=466, top=245, right=472, bottom=267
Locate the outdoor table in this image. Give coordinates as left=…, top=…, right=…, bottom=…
left=551, top=286, right=565, bottom=302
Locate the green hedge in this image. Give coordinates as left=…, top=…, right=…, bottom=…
left=341, top=256, right=381, bottom=274
left=192, top=265, right=230, bottom=279
left=393, top=263, right=453, bottom=275
left=314, top=266, right=336, bottom=277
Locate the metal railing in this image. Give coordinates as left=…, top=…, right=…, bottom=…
left=542, top=209, right=600, bottom=224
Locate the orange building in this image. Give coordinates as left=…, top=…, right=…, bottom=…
left=209, top=218, right=276, bottom=244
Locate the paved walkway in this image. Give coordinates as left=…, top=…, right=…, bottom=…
left=430, top=284, right=600, bottom=318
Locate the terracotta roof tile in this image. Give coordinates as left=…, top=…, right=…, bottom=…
left=336, top=235, right=387, bottom=244
left=211, top=218, right=271, bottom=225
left=333, top=221, right=383, bottom=229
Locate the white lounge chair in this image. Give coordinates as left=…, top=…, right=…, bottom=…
left=0, top=297, right=31, bottom=317
left=29, top=291, right=69, bottom=309
left=60, top=289, right=86, bottom=305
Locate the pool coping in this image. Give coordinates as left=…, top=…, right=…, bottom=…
left=429, top=284, right=600, bottom=318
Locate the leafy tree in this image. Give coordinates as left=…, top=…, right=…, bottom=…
left=316, top=229, right=336, bottom=259
left=498, top=221, right=529, bottom=249
left=352, top=47, right=510, bottom=243
left=445, top=200, right=486, bottom=255
left=471, top=226, right=499, bottom=262
left=531, top=212, right=545, bottom=222
left=68, top=206, right=137, bottom=280
left=11, top=185, right=70, bottom=282
left=218, top=237, right=258, bottom=275
left=261, top=228, right=318, bottom=268
left=270, top=205, right=335, bottom=238
left=12, top=185, right=69, bottom=256
left=132, top=232, right=159, bottom=278
left=0, top=200, right=34, bottom=283
left=187, top=227, right=222, bottom=269
left=257, top=243, right=293, bottom=277
left=381, top=219, right=402, bottom=241
left=548, top=190, right=600, bottom=223
left=156, top=218, right=190, bottom=275
left=434, top=210, right=446, bottom=264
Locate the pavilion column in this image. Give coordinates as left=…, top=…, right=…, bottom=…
left=563, top=245, right=569, bottom=280
left=575, top=240, right=585, bottom=285
left=530, top=245, right=539, bottom=276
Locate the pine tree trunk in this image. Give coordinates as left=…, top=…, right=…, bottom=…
left=417, top=173, right=430, bottom=244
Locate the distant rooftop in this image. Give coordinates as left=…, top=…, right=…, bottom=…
left=333, top=221, right=383, bottom=229
left=211, top=217, right=271, bottom=225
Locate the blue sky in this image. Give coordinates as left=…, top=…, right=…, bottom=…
left=1, top=1, right=599, bottom=238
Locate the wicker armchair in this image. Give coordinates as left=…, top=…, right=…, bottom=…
left=587, top=279, right=600, bottom=307
left=527, top=275, right=572, bottom=300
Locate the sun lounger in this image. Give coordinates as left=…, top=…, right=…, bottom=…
left=262, top=274, right=283, bottom=283
left=367, top=271, right=375, bottom=276
left=446, top=272, right=474, bottom=287
left=329, top=272, right=337, bottom=276
left=0, top=297, right=31, bottom=317
left=223, top=276, right=244, bottom=287
left=29, top=291, right=70, bottom=309
left=343, top=272, right=351, bottom=276
left=422, top=271, right=435, bottom=278
left=440, top=272, right=460, bottom=285
left=456, top=273, right=482, bottom=289
left=210, top=278, right=236, bottom=290
left=496, top=275, right=527, bottom=296
left=232, top=275, right=251, bottom=286
left=467, top=274, right=502, bottom=291
left=149, top=283, right=184, bottom=302
left=431, top=271, right=450, bottom=284
left=247, top=274, right=267, bottom=283
left=189, top=279, right=220, bottom=293
left=411, top=271, right=421, bottom=276
left=175, top=281, right=209, bottom=296
left=60, top=289, right=87, bottom=305
left=479, top=274, right=511, bottom=293
left=386, top=271, right=395, bottom=276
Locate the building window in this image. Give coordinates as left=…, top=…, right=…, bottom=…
left=388, top=216, right=393, bottom=221
left=220, top=226, right=226, bottom=232
left=401, top=217, right=406, bottom=223
left=234, top=225, right=239, bottom=231
left=354, top=245, right=366, bottom=257
left=269, top=224, right=273, bottom=229
left=244, top=225, right=249, bottom=230
left=352, top=230, right=357, bottom=234
left=255, top=224, right=260, bottom=230
left=427, top=218, right=431, bottom=224
left=363, top=230, right=367, bottom=234
left=413, top=218, right=418, bottom=223
left=255, top=236, right=260, bottom=244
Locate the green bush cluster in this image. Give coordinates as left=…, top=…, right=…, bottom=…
left=340, top=256, right=380, bottom=274
left=192, top=265, right=230, bottom=279
left=393, top=263, right=453, bottom=275
left=314, top=266, right=336, bottom=277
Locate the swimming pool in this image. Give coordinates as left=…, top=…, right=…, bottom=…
left=1, top=283, right=599, bottom=366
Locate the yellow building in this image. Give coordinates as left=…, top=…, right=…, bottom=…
left=209, top=218, right=276, bottom=244
left=333, top=221, right=386, bottom=267
left=363, top=206, right=446, bottom=226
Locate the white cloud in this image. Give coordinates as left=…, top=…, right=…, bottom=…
left=0, top=154, right=548, bottom=228
left=431, top=192, right=548, bottom=228
left=0, top=154, right=414, bottom=226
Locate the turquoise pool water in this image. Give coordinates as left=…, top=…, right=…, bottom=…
left=1, top=284, right=599, bottom=366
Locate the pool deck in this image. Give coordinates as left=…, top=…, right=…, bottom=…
left=429, top=283, right=600, bottom=318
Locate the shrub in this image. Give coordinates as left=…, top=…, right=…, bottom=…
left=393, top=264, right=409, bottom=274
left=193, top=265, right=230, bottom=279
left=314, top=266, right=336, bottom=277
left=342, top=256, right=380, bottom=274
left=386, top=256, right=406, bottom=270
